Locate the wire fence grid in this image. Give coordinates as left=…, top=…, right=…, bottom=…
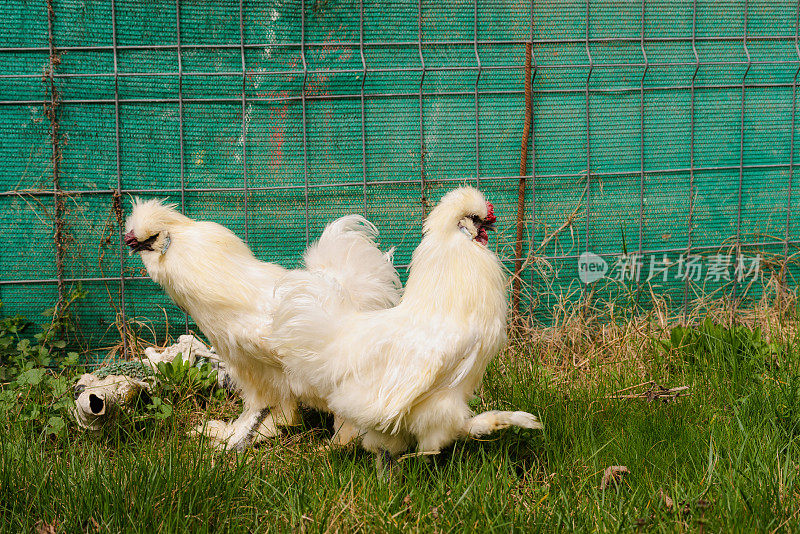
left=1, top=0, right=799, bottom=355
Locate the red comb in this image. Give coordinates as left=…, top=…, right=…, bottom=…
left=485, top=202, right=496, bottom=224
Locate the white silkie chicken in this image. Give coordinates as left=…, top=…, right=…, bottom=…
left=124, top=199, right=401, bottom=450
left=270, top=187, right=542, bottom=459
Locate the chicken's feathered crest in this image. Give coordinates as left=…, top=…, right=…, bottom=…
left=125, top=198, right=188, bottom=238
left=422, top=187, right=493, bottom=238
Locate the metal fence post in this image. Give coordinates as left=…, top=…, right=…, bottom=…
left=417, top=0, right=427, bottom=219
left=300, top=0, right=310, bottom=246
left=784, top=2, right=800, bottom=291
left=733, top=0, right=751, bottom=318
left=582, top=0, right=594, bottom=310
left=682, top=0, right=700, bottom=324
left=239, top=0, right=250, bottom=245
left=111, top=0, right=129, bottom=356
left=359, top=0, right=368, bottom=216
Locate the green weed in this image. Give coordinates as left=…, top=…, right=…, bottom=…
left=0, top=311, right=798, bottom=532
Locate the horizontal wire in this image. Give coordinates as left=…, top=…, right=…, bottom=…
left=4, top=80, right=800, bottom=107
left=2, top=239, right=796, bottom=286
left=2, top=161, right=797, bottom=198
left=3, top=57, right=799, bottom=80
left=0, top=33, right=797, bottom=54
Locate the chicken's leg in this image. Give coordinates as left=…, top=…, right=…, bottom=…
left=464, top=410, right=542, bottom=438
left=330, top=416, right=362, bottom=447
left=193, top=398, right=300, bottom=451
left=192, top=404, right=266, bottom=450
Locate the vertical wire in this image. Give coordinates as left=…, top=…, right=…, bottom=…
left=784, top=1, right=800, bottom=286
left=111, top=0, right=128, bottom=357
left=175, top=0, right=189, bottom=333
left=417, top=0, right=427, bottom=219
left=473, top=0, right=481, bottom=189
left=582, top=0, right=593, bottom=307
left=359, top=0, right=368, bottom=215
left=512, top=42, right=532, bottom=318
left=682, top=0, right=700, bottom=324
left=300, top=0, right=310, bottom=246
left=239, top=0, right=249, bottom=244
left=528, top=0, right=538, bottom=293
left=733, top=0, right=750, bottom=314
left=583, top=0, right=592, bottom=253
left=634, top=0, right=649, bottom=307
left=176, top=2, right=186, bottom=216
left=637, top=0, right=648, bottom=258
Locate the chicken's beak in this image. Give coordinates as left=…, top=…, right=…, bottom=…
left=124, top=230, right=139, bottom=251
left=124, top=230, right=158, bottom=253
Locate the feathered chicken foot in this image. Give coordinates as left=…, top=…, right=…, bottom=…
left=330, top=417, right=362, bottom=446
left=315, top=417, right=364, bottom=452
left=193, top=420, right=236, bottom=445
left=232, top=407, right=273, bottom=452
left=464, top=410, right=543, bottom=438
left=193, top=401, right=300, bottom=451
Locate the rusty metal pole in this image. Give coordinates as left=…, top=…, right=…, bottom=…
left=512, top=41, right=533, bottom=324
left=45, top=0, right=65, bottom=315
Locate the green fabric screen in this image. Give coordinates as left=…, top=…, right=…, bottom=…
left=1, top=0, right=798, bottom=352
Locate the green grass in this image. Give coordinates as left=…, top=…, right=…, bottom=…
left=2, top=331, right=800, bottom=533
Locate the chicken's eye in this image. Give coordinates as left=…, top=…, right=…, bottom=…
left=469, top=215, right=482, bottom=224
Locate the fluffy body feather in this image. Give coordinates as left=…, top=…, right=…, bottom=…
left=270, top=187, right=542, bottom=456
left=124, top=199, right=401, bottom=449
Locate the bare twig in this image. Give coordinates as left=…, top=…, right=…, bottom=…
left=609, top=384, right=690, bottom=402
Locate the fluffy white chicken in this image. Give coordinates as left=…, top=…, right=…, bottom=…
left=124, top=199, right=401, bottom=450
left=270, top=187, right=542, bottom=458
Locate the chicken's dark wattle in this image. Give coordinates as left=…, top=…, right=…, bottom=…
left=124, top=230, right=158, bottom=252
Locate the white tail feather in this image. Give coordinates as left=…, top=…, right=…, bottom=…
left=303, top=215, right=401, bottom=311
left=271, top=215, right=400, bottom=361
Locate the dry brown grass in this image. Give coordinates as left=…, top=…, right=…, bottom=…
left=505, top=265, right=798, bottom=378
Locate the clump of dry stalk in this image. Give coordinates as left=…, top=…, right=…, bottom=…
left=504, top=246, right=798, bottom=372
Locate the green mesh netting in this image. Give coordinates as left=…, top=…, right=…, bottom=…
left=1, top=1, right=799, bottom=351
